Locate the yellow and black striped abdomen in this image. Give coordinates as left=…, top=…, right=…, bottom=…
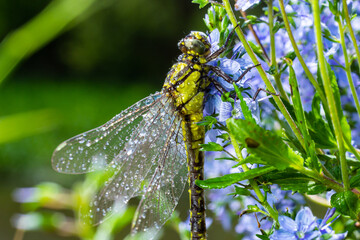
left=163, top=55, right=209, bottom=239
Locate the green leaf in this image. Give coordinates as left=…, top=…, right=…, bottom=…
left=195, top=166, right=276, bottom=189
left=330, top=191, right=360, bottom=220
left=326, top=61, right=353, bottom=148
left=191, top=0, right=209, bottom=8
left=215, top=157, right=236, bottom=161
left=200, top=142, right=224, bottom=152
left=238, top=154, right=266, bottom=165
left=272, top=21, right=282, bottom=33
left=0, top=109, right=60, bottom=144
left=288, top=16, right=297, bottom=28
left=230, top=186, right=251, bottom=196
left=227, top=119, right=304, bottom=171
left=217, top=133, right=229, bottom=141
left=350, top=172, right=360, bottom=188
left=262, top=171, right=327, bottom=194
left=248, top=41, right=267, bottom=62
left=285, top=51, right=296, bottom=61
left=221, top=91, right=234, bottom=103
left=322, top=25, right=340, bottom=43
left=197, top=115, right=218, bottom=128
left=318, top=154, right=360, bottom=167
left=305, top=95, right=337, bottom=149
left=233, top=82, right=256, bottom=124
left=289, top=65, right=320, bottom=171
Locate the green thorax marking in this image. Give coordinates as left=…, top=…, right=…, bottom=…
left=163, top=31, right=212, bottom=116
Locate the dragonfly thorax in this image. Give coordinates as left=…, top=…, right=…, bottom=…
left=178, top=31, right=211, bottom=57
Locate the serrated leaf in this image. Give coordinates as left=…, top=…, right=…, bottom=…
left=195, top=166, right=276, bottom=189
left=191, top=0, right=209, bottom=8
left=227, top=119, right=304, bottom=171
left=200, top=142, right=224, bottom=151
left=331, top=191, right=360, bottom=220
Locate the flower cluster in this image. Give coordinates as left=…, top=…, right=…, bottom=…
left=244, top=0, right=360, bottom=141
left=194, top=0, right=358, bottom=239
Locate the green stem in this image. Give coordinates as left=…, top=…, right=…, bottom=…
left=278, top=0, right=329, bottom=114
left=338, top=11, right=360, bottom=122
left=222, top=0, right=305, bottom=149
left=344, top=134, right=360, bottom=161
left=342, top=0, right=360, bottom=74
left=311, top=0, right=349, bottom=191
left=300, top=167, right=344, bottom=192
left=268, top=0, right=289, bottom=102
left=227, top=124, right=279, bottom=222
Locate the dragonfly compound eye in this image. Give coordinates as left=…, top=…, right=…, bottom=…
left=178, top=32, right=211, bottom=56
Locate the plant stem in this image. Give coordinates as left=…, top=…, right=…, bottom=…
left=311, top=0, right=349, bottom=191
left=227, top=123, right=279, bottom=223
left=342, top=0, right=360, bottom=74
left=240, top=10, right=270, bottom=64
left=337, top=11, right=360, bottom=122
left=267, top=0, right=289, bottom=102
left=278, top=0, right=329, bottom=114
left=300, top=167, right=344, bottom=192
left=222, top=0, right=305, bottom=149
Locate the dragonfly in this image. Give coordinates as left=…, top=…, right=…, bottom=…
left=52, top=29, right=248, bottom=240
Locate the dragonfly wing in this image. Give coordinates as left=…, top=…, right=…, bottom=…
left=52, top=92, right=162, bottom=174
left=88, top=97, right=186, bottom=226
left=131, top=119, right=188, bottom=237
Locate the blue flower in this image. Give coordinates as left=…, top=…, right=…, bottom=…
left=234, top=0, right=261, bottom=11
left=204, top=29, right=260, bottom=118
left=270, top=207, right=319, bottom=240
left=270, top=207, right=347, bottom=240
left=316, top=208, right=347, bottom=240
left=203, top=29, right=262, bottom=145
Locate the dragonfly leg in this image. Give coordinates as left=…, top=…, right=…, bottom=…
left=206, top=24, right=241, bottom=61
left=209, top=64, right=260, bottom=84
left=252, top=88, right=280, bottom=101
left=234, top=64, right=260, bottom=82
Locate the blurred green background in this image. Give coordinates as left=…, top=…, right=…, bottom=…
left=0, top=0, right=211, bottom=239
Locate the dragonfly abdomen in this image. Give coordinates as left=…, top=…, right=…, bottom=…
left=163, top=60, right=209, bottom=239
left=182, top=114, right=206, bottom=240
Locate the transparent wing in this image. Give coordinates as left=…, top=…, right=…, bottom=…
left=88, top=97, right=187, bottom=227
left=52, top=92, right=163, bottom=174
left=131, top=120, right=188, bottom=236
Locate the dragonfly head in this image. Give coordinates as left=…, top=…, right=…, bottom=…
left=178, top=31, right=211, bottom=57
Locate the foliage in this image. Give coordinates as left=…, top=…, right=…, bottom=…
left=3, top=0, right=360, bottom=239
